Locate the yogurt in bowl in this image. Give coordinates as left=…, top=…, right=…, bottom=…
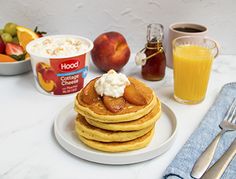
left=26, top=35, right=93, bottom=95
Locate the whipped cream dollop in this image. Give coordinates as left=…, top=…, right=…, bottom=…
left=94, top=70, right=130, bottom=98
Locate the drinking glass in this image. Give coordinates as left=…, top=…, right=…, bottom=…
left=172, top=36, right=219, bottom=104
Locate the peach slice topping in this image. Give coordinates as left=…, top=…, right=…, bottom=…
left=103, top=96, right=126, bottom=113
left=81, top=78, right=100, bottom=105
left=124, top=84, right=147, bottom=106
left=81, top=77, right=147, bottom=112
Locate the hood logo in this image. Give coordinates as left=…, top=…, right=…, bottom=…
left=59, top=60, right=79, bottom=72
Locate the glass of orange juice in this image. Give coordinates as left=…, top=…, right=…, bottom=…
left=173, top=36, right=219, bottom=104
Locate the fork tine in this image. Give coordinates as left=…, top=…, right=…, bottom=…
left=229, top=107, right=236, bottom=122
left=224, top=98, right=236, bottom=121
left=227, top=98, right=236, bottom=123
left=232, top=110, right=236, bottom=124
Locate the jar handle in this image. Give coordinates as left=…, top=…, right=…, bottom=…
left=145, top=47, right=164, bottom=61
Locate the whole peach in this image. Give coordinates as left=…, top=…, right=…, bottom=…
left=91, top=32, right=131, bottom=72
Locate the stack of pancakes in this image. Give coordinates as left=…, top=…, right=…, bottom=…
left=74, top=77, right=161, bottom=152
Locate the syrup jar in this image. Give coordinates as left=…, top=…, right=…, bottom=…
left=136, top=23, right=166, bottom=81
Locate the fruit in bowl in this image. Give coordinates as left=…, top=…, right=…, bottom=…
left=91, top=31, right=130, bottom=72
left=0, top=22, right=46, bottom=75
left=4, top=23, right=17, bottom=36
left=0, top=36, right=5, bottom=54
left=0, top=22, right=46, bottom=62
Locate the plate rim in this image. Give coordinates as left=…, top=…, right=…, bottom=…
left=54, top=102, right=178, bottom=164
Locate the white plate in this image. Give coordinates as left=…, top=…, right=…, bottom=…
left=54, top=102, right=177, bottom=165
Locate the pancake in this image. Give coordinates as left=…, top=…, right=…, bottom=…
left=75, top=114, right=153, bottom=142
left=85, top=98, right=161, bottom=131
left=75, top=77, right=156, bottom=123
left=78, top=128, right=154, bottom=152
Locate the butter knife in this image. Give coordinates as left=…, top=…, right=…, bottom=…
left=201, top=138, right=236, bottom=179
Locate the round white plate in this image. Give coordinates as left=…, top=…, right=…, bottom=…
left=54, top=102, right=177, bottom=165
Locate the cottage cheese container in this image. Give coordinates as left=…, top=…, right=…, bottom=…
left=26, top=35, right=93, bottom=95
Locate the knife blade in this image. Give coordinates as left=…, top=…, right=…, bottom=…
left=201, top=138, right=236, bottom=179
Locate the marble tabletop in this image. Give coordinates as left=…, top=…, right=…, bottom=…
left=0, top=55, right=235, bottom=179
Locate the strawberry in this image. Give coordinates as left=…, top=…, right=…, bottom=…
left=5, top=43, right=26, bottom=61
left=34, top=26, right=47, bottom=38
left=0, top=36, right=5, bottom=54
left=6, top=43, right=24, bottom=55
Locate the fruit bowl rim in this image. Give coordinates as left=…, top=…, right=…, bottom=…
left=0, top=57, right=30, bottom=65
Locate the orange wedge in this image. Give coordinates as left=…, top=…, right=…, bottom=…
left=0, top=54, right=17, bottom=62
left=16, top=26, right=38, bottom=50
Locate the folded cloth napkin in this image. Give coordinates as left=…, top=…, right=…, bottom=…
left=163, top=82, right=236, bottom=179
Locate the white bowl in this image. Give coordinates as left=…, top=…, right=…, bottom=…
left=0, top=58, right=32, bottom=75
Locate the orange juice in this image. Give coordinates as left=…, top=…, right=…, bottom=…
left=173, top=45, right=214, bottom=103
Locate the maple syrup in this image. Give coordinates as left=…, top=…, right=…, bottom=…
left=136, top=24, right=166, bottom=81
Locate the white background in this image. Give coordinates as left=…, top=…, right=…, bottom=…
left=0, top=0, right=236, bottom=54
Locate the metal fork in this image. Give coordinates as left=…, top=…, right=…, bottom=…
left=191, top=98, right=236, bottom=179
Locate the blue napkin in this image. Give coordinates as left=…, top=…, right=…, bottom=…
left=163, top=82, right=236, bottom=179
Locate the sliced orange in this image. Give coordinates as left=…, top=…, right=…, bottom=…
left=25, top=53, right=30, bottom=59
left=16, top=26, right=38, bottom=50
left=0, top=54, right=17, bottom=62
